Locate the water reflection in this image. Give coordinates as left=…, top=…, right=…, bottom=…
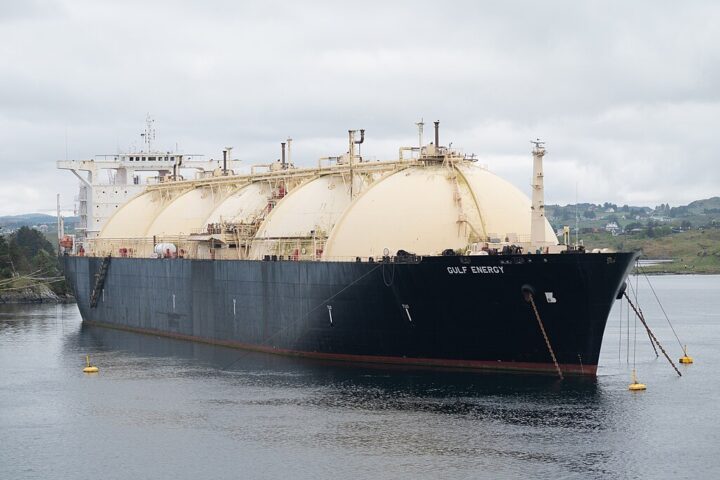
left=69, top=321, right=610, bottom=428
left=8, top=299, right=712, bottom=479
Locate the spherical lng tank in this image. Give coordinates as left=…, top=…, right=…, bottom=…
left=250, top=174, right=368, bottom=260
left=323, top=163, right=557, bottom=259
left=93, top=162, right=555, bottom=260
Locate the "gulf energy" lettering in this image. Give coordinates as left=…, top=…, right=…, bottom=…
left=446, top=265, right=505, bottom=275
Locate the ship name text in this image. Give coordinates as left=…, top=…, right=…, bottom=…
left=446, top=265, right=505, bottom=275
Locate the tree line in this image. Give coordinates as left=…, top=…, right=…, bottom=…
left=0, top=227, right=68, bottom=294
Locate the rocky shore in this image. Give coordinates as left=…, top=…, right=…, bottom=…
left=0, top=284, right=74, bottom=304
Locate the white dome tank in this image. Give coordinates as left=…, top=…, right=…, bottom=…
left=204, top=182, right=271, bottom=226
left=323, top=166, right=468, bottom=258
left=323, top=164, right=557, bottom=258
left=146, top=186, right=227, bottom=237
left=98, top=189, right=184, bottom=239
left=250, top=175, right=365, bottom=259
left=455, top=163, right=557, bottom=243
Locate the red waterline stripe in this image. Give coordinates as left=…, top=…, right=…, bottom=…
left=83, top=320, right=597, bottom=376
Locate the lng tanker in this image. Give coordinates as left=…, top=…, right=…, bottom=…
left=59, top=121, right=637, bottom=376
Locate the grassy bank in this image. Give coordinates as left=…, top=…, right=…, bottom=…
left=581, top=229, right=720, bottom=274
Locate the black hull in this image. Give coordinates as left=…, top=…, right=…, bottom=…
left=63, top=253, right=637, bottom=376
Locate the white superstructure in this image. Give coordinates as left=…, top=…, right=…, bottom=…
left=57, top=117, right=240, bottom=249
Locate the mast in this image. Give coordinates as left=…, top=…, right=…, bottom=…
left=141, top=114, right=156, bottom=152
left=530, top=140, right=547, bottom=248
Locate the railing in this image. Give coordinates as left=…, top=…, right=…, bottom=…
left=86, top=231, right=540, bottom=262
left=83, top=239, right=423, bottom=263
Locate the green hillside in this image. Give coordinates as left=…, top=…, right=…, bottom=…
left=0, top=214, right=79, bottom=233
left=581, top=229, right=720, bottom=273
left=547, top=196, right=720, bottom=273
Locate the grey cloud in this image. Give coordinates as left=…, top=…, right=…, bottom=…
left=0, top=0, right=718, bottom=214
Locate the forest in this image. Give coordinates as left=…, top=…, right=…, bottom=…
left=0, top=227, right=68, bottom=295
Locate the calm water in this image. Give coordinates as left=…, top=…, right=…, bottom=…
left=1, top=275, right=719, bottom=479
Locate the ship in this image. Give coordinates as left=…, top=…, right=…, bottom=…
left=59, top=120, right=637, bottom=376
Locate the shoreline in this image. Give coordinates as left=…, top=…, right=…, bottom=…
left=0, top=284, right=75, bottom=305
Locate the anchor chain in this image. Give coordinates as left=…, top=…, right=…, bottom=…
left=623, top=292, right=682, bottom=377
left=527, top=294, right=564, bottom=380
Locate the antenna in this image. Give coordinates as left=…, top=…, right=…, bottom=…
left=530, top=139, right=545, bottom=149
left=142, top=114, right=156, bottom=152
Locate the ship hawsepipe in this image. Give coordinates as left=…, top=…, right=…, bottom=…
left=64, top=250, right=637, bottom=376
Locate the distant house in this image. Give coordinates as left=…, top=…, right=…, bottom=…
left=605, top=207, right=615, bottom=213
left=605, top=222, right=621, bottom=235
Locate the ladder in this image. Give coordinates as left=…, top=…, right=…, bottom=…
left=89, top=255, right=112, bottom=308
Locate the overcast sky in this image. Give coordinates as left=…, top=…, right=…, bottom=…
left=1, top=0, right=718, bottom=215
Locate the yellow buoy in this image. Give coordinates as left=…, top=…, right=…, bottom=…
left=679, top=345, right=694, bottom=364
left=83, top=355, right=99, bottom=374
left=628, top=369, right=646, bottom=391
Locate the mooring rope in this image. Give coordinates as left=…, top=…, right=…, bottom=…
left=637, top=265, right=685, bottom=350
left=628, top=281, right=659, bottom=357
left=618, top=296, right=623, bottom=363
left=623, top=291, right=682, bottom=377
left=527, top=294, right=564, bottom=380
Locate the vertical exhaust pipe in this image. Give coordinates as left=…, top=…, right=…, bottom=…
left=222, top=149, right=227, bottom=175
left=281, top=142, right=286, bottom=169
left=434, top=121, right=439, bottom=147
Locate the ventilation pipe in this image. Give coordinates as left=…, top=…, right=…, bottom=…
left=222, top=149, right=227, bottom=175
left=348, top=129, right=365, bottom=199
left=281, top=142, right=286, bottom=169
left=434, top=121, right=440, bottom=147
